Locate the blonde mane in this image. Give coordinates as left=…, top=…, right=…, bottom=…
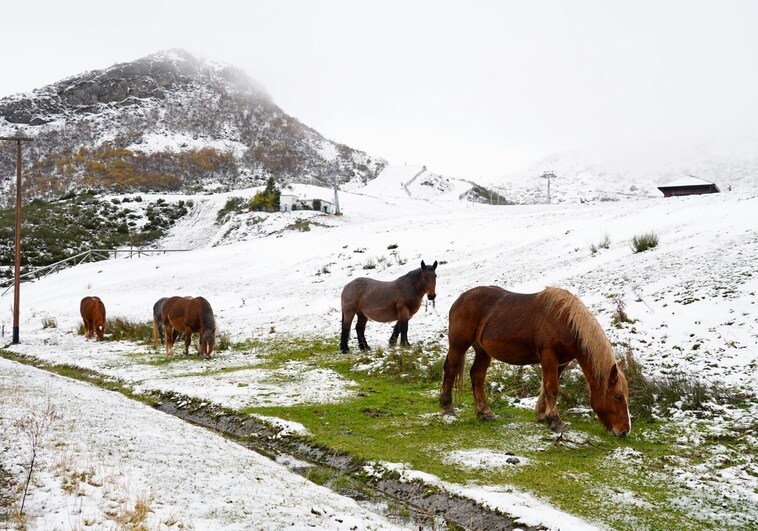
left=537, top=287, right=616, bottom=391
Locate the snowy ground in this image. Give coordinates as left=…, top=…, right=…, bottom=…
left=1, top=165, right=757, bottom=529
left=0, top=358, right=409, bottom=530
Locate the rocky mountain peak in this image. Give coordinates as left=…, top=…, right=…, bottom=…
left=0, top=49, right=270, bottom=125
left=0, top=51, right=385, bottom=206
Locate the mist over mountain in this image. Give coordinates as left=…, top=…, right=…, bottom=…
left=489, top=137, right=758, bottom=204
left=0, top=49, right=385, bottom=207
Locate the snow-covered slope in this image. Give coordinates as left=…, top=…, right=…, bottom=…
left=7, top=181, right=756, bottom=388
left=2, top=177, right=757, bottom=529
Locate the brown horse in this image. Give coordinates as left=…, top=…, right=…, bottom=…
left=440, top=286, right=630, bottom=437
left=80, top=296, right=106, bottom=341
left=162, top=296, right=217, bottom=358
left=151, top=297, right=185, bottom=348
left=340, top=260, right=438, bottom=353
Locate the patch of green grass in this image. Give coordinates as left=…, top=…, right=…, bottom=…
left=236, top=335, right=753, bottom=531
left=105, top=318, right=154, bottom=343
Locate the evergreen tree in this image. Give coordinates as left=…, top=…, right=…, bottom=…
left=250, top=176, right=281, bottom=211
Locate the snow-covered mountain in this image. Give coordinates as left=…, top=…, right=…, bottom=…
left=0, top=49, right=386, bottom=207
left=489, top=137, right=758, bottom=204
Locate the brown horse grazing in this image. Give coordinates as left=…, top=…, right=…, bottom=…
left=162, top=296, right=217, bottom=358
left=80, top=296, right=106, bottom=341
left=340, top=260, right=438, bottom=353
left=440, top=286, right=631, bottom=437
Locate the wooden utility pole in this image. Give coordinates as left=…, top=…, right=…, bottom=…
left=1, top=135, right=34, bottom=344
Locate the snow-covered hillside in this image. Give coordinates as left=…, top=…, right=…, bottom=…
left=2, top=171, right=757, bottom=529
left=489, top=138, right=758, bottom=204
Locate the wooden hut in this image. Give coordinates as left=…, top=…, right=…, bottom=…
left=657, top=176, right=720, bottom=197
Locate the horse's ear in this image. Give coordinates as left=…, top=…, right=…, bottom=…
left=609, top=363, right=619, bottom=385
left=421, top=260, right=426, bottom=269
left=432, top=260, right=438, bottom=270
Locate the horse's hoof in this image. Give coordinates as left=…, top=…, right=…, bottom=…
left=442, top=407, right=457, bottom=417
left=547, top=417, right=565, bottom=433
left=477, top=411, right=498, bottom=422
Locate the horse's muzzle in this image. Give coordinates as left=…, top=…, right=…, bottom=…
left=427, top=293, right=437, bottom=301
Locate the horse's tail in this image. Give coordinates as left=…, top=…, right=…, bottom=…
left=152, top=317, right=159, bottom=349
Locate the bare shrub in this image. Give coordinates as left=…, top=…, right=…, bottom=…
left=14, top=394, right=60, bottom=515
left=590, top=232, right=611, bottom=255
left=610, top=295, right=633, bottom=326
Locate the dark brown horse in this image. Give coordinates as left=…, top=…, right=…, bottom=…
left=162, top=296, right=217, bottom=359
left=340, top=260, right=437, bottom=353
left=152, top=297, right=168, bottom=348
left=440, top=286, right=630, bottom=437
left=80, top=296, right=106, bottom=341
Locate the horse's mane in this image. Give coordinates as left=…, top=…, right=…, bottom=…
left=205, top=312, right=217, bottom=331
left=538, top=287, right=616, bottom=391
left=402, top=267, right=422, bottom=280
left=200, top=302, right=216, bottom=330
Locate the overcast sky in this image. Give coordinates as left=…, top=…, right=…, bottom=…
left=2, top=1, right=757, bottom=179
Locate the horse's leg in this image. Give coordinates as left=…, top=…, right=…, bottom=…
left=396, top=307, right=411, bottom=347
left=356, top=313, right=370, bottom=350
left=399, top=319, right=410, bottom=347
left=536, top=347, right=565, bottom=432
left=389, top=323, right=399, bottom=346
left=183, top=329, right=191, bottom=357
left=471, top=344, right=496, bottom=421
left=535, top=361, right=571, bottom=420
left=440, top=345, right=468, bottom=415
left=165, top=322, right=174, bottom=356
left=340, top=310, right=354, bottom=353
left=152, top=318, right=159, bottom=349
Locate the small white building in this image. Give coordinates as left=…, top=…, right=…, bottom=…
left=280, top=194, right=335, bottom=214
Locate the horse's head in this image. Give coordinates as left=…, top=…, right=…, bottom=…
left=95, top=324, right=105, bottom=341
left=591, top=362, right=631, bottom=437
left=200, top=328, right=216, bottom=359
left=420, top=260, right=438, bottom=301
